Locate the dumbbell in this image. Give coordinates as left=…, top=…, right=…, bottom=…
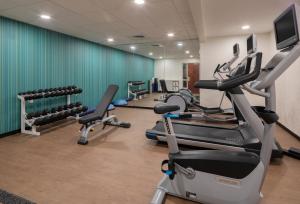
left=24, top=95, right=34, bottom=101
left=42, top=109, right=49, bottom=116
left=33, top=111, right=42, bottom=118
left=58, top=90, right=65, bottom=96
left=44, top=92, right=51, bottom=98
left=51, top=107, right=57, bottom=113
left=37, top=89, right=44, bottom=93
left=26, top=112, right=35, bottom=120
left=57, top=106, right=64, bottom=112
left=33, top=118, right=44, bottom=126
left=63, top=104, right=69, bottom=110
left=82, top=106, right=88, bottom=112
left=73, top=88, right=83, bottom=94
left=75, top=102, right=82, bottom=107
left=48, top=88, right=53, bottom=92
left=50, top=91, right=58, bottom=97
left=68, top=103, right=74, bottom=109
left=32, top=93, right=43, bottom=99
left=70, top=109, right=77, bottom=116
left=56, top=112, right=65, bottom=120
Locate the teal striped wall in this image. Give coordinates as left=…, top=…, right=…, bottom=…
left=0, top=17, right=154, bottom=134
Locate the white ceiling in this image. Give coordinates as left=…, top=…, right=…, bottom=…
left=1, top=0, right=300, bottom=59
left=192, top=0, right=300, bottom=40
left=0, top=0, right=199, bottom=59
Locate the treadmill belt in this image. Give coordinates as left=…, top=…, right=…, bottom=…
left=153, top=121, right=244, bottom=146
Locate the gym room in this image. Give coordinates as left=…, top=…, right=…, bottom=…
left=0, top=0, right=299, bottom=203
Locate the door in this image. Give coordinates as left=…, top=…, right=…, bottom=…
left=188, top=63, right=200, bottom=94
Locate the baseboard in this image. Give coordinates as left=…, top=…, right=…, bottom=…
left=276, top=122, right=300, bottom=141
left=0, top=129, right=21, bottom=138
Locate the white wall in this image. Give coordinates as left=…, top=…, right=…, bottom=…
left=154, top=58, right=200, bottom=89
left=199, top=33, right=271, bottom=109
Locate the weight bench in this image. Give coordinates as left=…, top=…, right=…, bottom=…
left=77, top=85, right=131, bottom=145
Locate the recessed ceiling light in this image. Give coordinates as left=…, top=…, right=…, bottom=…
left=159, top=56, right=163, bottom=59
left=177, top=42, right=183, bottom=47
left=134, top=0, right=145, bottom=5
left=190, top=55, right=194, bottom=58
left=40, top=14, right=51, bottom=20
left=107, top=38, right=114, bottom=42
left=167, top=32, right=175, bottom=37
left=130, top=46, right=136, bottom=50
left=149, top=52, right=153, bottom=56
left=185, top=50, right=190, bottom=54
left=242, top=25, right=250, bottom=30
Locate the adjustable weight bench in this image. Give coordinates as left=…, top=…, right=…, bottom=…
left=77, top=85, right=131, bottom=145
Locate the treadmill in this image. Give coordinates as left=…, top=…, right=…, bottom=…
left=146, top=35, right=283, bottom=159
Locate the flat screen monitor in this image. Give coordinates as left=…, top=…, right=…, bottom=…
left=247, top=34, right=257, bottom=54
left=274, top=4, right=299, bottom=50
left=233, top=43, right=239, bottom=56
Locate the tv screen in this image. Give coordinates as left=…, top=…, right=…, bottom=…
left=233, top=44, right=239, bottom=56
left=274, top=4, right=299, bottom=49
left=247, top=35, right=253, bottom=54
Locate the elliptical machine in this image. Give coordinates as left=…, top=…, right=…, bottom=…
left=150, top=52, right=278, bottom=204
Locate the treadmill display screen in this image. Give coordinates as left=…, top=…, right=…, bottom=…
left=233, top=44, right=239, bottom=56
left=274, top=4, right=299, bottom=49
left=247, top=35, right=253, bottom=53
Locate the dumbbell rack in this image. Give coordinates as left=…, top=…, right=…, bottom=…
left=128, top=81, right=148, bottom=100
left=17, top=86, right=85, bottom=136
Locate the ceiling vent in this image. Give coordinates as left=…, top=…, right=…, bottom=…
left=152, top=44, right=163, bottom=47
left=132, top=35, right=145, bottom=38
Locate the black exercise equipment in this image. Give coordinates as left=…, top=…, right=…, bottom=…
left=78, top=85, right=131, bottom=145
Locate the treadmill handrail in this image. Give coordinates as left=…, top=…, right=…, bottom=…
left=194, top=52, right=262, bottom=91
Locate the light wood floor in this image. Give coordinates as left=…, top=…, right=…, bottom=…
left=0, top=106, right=299, bottom=203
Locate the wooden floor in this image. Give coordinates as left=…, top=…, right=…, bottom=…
left=0, top=100, right=299, bottom=203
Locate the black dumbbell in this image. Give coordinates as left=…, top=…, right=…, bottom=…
left=24, top=95, right=33, bottom=100
left=76, top=107, right=84, bottom=113
left=49, top=91, right=57, bottom=97
left=57, top=106, right=63, bottom=112
left=64, top=90, right=70, bottom=95
left=68, top=103, right=74, bottom=109
left=82, top=106, right=88, bottom=112
left=26, top=112, right=35, bottom=120
left=51, top=107, right=57, bottom=113
left=48, top=88, right=53, bottom=92
left=33, top=118, right=44, bottom=126
left=33, top=93, right=43, bottom=99
left=75, top=102, right=82, bottom=107
left=42, top=109, right=49, bottom=116
left=44, top=92, right=51, bottom=98
left=70, top=109, right=77, bottom=116
left=56, top=112, right=65, bottom=120
left=41, top=116, right=51, bottom=125
left=57, top=90, right=64, bottom=96
left=69, top=89, right=75, bottom=94
left=73, top=88, right=82, bottom=94
left=32, top=90, right=37, bottom=94
left=33, top=111, right=42, bottom=118
left=63, top=104, right=69, bottom=110
left=37, top=89, right=44, bottom=93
